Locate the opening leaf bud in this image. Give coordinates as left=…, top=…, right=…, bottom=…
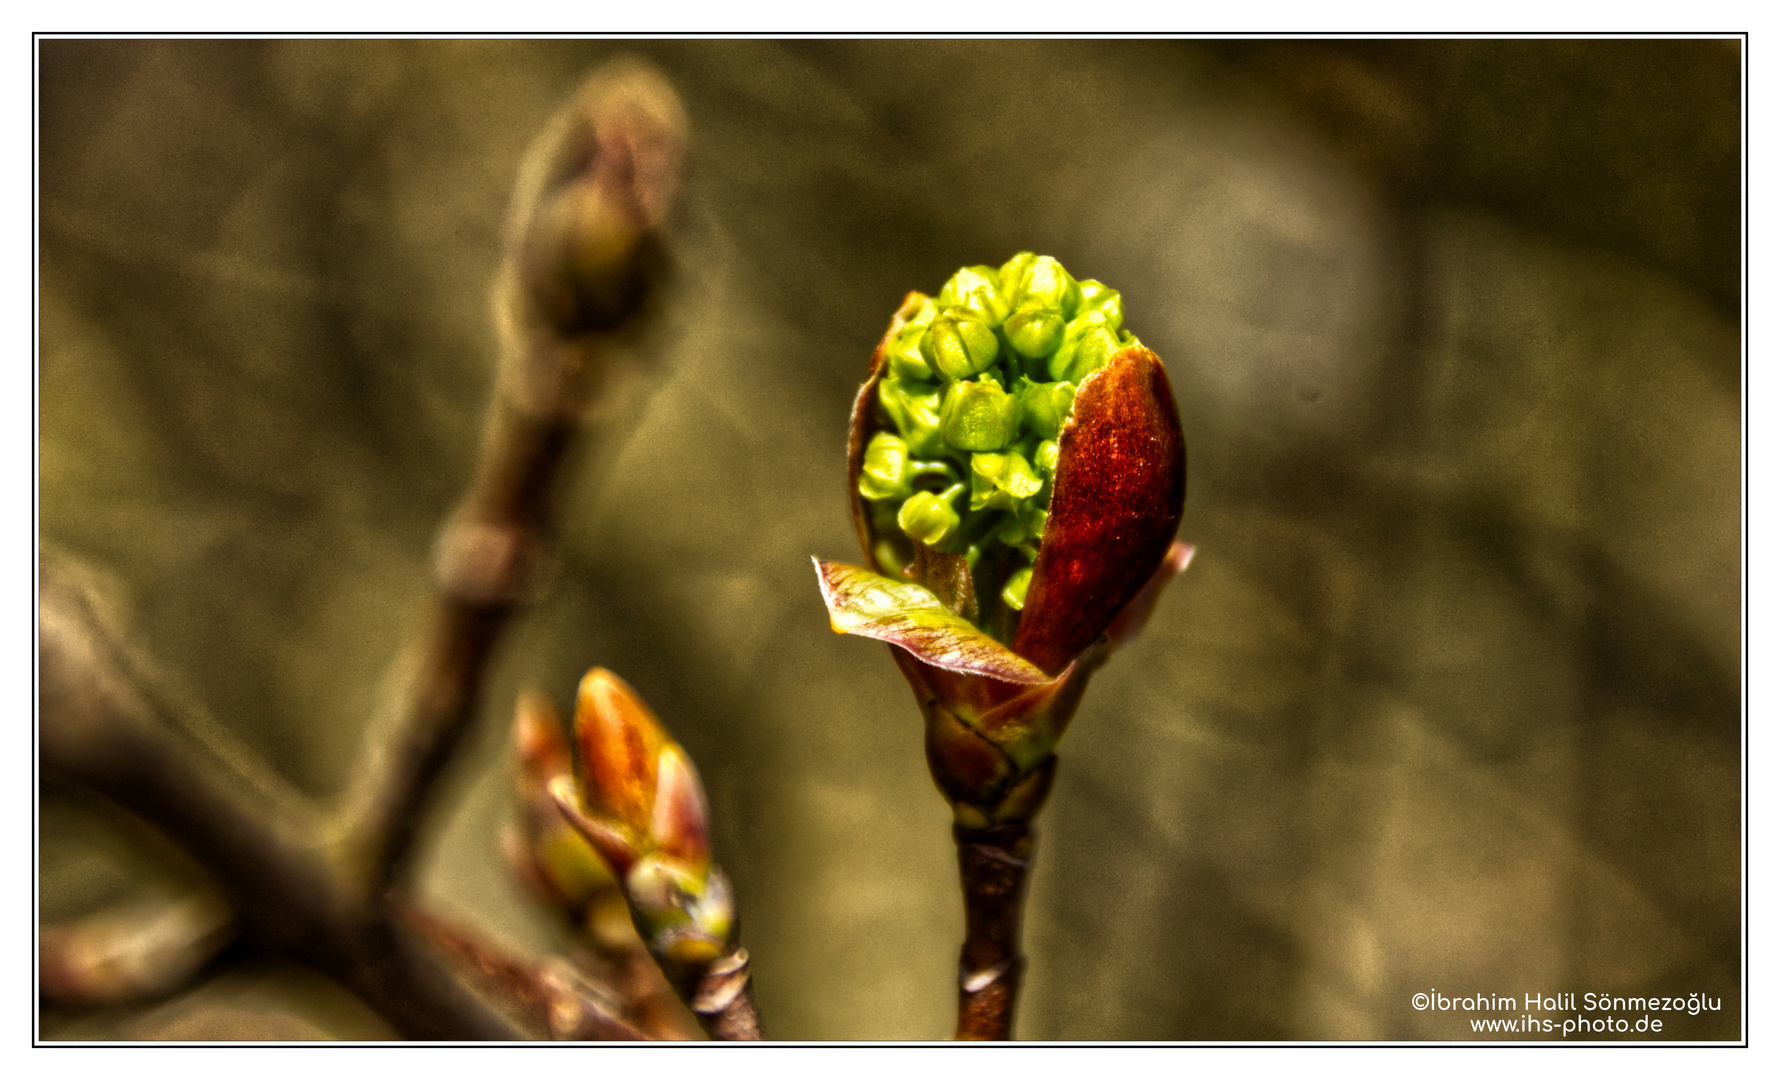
left=649, top=744, right=711, bottom=866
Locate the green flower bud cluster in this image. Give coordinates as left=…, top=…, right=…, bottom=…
left=861, top=254, right=1139, bottom=630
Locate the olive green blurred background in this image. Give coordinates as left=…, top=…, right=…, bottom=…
left=37, top=39, right=1741, bottom=1040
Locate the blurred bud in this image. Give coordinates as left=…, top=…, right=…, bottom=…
left=496, top=58, right=687, bottom=356
left=39, top=893, right=235, bottom=1008
left=510, top=692, right=615, bottom=913
left=546, top=669, right=738, bottom=983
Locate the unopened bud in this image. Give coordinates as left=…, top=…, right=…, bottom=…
left=1004, top=305, right=1066, bottom=359
left=574, top=669, right=670, bottom=838
left=941, top=378, right=1019, bottom=452
left=969, top=451, right=1044, bottom=513
left=922, top=312, right=1002, bottom=381
left=996, top=252, right=1037, bottom=297
left=1006, top=254, right=1082, bottom=316
left=936, top=265, right=1011, bottom=327
left=1049, top=323, right=1123, bottom=384
left=1018, top=378, right=1077, bottom=440
left=898, top=486, right=964, bottom=546
left=858, top=432, right=911, bottom=501
left=1001, top=566, right=1034, bottom=611
left=884, top=297, right=938, bottom=380
left=878, top=378, right=946, bottom=458
left=1074, top=279, right=1123, bottom=329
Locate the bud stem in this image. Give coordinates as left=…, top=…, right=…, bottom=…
left=953, top=821, right=1033, bottom=1040
left=689, top=947, right=764, bottom=1040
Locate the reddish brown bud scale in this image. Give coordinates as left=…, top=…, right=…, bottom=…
left=847, top=292, right=928, bottom=568
left=1013, top=346, right=1186, bottom=676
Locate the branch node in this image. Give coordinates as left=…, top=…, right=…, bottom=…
left=959, top=958, right=1015, bottom=994
left=689, top=949, right=750, bottom=1014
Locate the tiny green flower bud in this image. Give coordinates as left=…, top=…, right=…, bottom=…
left=858, top=432, right=911, bottom=501
left=1018, top=378, right=1077, bottom=439
left=1074, top=279, right=1123, bottom=329
left=1033, top=439, right=1060, bottom=476
left=1004, top=305, right=1066, bottom=359
left=941, top=378, right=1020, bottom=452
left=873, top=539, right=906, bottom=577
left=1001, top=566, right=1033, bottom=611
left=1007, top=254, right=1082, bottom=317
left=921, top=311, right=1001, bottom=381
left=937, top=265, right=1011, bottom=327
left=994, top=515, right=1028, bottom=545
left=898, top=485, right=964, bottom=546
left=883, top=297, right=939, bottom=380
left=996, top=251, right=1037, bottom=298
left=1050, top=323, right=1123, bottom=384
left=878, top=377, right=946, bottom=457
left=885, top=333, right=934, bottom=381
left=969, top=450, right=1044, bottom=513
left=1022, top=502, right=1048, bottom=541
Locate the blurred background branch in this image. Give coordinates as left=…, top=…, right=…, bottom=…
left=37, top=39, right=1740, bottom=1041
left=40, top=55, right=692, bottom=1040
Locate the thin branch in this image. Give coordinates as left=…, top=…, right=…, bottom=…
left=39, top=553, right=518, bottom=1039
left=38, top=58, right=690, bottom=1041
left=340, top=56, right=688, bottom=891
left=391, top=902, right=652, bottom=1041
left=689, top=948, right=763, bottom=1041
left=953, top=822, right=1033, bottom=1041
